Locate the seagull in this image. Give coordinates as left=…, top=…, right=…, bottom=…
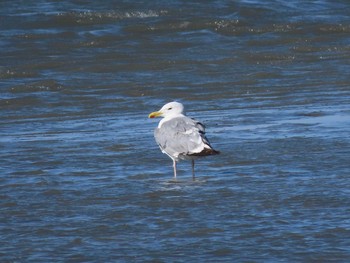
left=148, top=101, right=219, bottom=180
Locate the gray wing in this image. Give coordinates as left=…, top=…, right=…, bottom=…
left=154, top=116, right=210, bottom=160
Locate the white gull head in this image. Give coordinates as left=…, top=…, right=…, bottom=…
left=149, top=101, right=185, bottom=127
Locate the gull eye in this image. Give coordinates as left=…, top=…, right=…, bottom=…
left=168, top=107, right=172, bottom=110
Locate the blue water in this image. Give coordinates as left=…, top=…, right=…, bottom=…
left=1, top=0, right=350, bottom=262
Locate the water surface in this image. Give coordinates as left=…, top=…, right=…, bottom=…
left=1, top=0, right=350, bottom=262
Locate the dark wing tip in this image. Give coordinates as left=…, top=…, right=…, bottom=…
left=188, top=148, right=220, bottom=157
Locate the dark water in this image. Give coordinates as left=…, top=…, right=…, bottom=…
left=1, top=0, right=350, bottom=262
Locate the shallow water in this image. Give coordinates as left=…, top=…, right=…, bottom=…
left=1, top=0, right=350, bottom=262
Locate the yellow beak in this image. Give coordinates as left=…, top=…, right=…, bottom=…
left=148, top=111, right=163, bottom=118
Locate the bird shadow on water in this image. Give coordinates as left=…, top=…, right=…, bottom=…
left=158, top=176, right=210, bottom=190
left=163, top=177, right=208, bottom=184
left=127, top=172, right=210, bottom=191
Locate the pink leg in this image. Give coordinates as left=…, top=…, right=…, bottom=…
left=192, top=159, right=195, bottom=181
left=172, top=159, right=177, bottom=178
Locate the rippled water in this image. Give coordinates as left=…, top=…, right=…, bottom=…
left=1, top=0, right=350, bottom=262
